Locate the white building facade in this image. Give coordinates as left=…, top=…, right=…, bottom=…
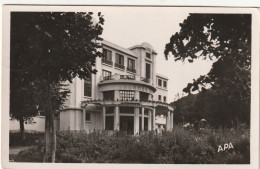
left=10, top=40, right=174, bottom=135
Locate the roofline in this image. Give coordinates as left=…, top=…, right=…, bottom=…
left=156, top=73, right=169, bottom=80
left=102, top=40, right=137, bottom=58
left=128, top=45, right=158, bottom=55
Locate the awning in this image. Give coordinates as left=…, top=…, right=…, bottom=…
left=82, top=103, right=102, bottom=112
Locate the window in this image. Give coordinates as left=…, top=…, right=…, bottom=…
left=106, top=107, right=114, bottom=114
left=140, top=92, right=149, bottom=101
left=103, top=91, right=114, bottom=100
left=163, top=81, right=167, bottom=88
left=102, top=48, right=112, bottom=65
left=146, top=63, right=151, bottom=79
left=120, top=90, right=135, bottom=101
left=158, top=95, right=161, bottom=101
left=105, top=116, right=114, bottom=130
left=127, top=58, right=136, bottom=73
left=144, top=109, right=149, bottom=115
left=115, top=54, right=125, bottom=70
left=146, top=52, right=151, bottom=59
left=163, top=96, right=167, bottom=102
left=102, top=70, right=112, bottom=80
left=115, top=53, right=124, bottom=64
left=84, top=76, right=92, bottom=97
left=158, top=79, right=162, bottom=87
left=85, top=112, right=91, bottom=121
left=120, top=107, right=134, bottom=114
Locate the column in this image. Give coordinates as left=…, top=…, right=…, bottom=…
left=82, top=109, right=86, bottom=130
left=134, top=91, right=140, bottom=100
left=114, top=106, right=119, bottom=130
left=152, top=107, right=156, bottom=131
left=170, top=111, right=174, bottom=130
left=148, top=109, right=152, bottom=130
left=167, top=110, right=171, bottom=131
left=102, top=106, right=106, bottom=130
left=141, top=107, right=144, bottom=131
left=148, top=94, right=152, bottom=101
left=115, top=90, right=120, bottom=100
left=134, top=107, right=140, bottom=135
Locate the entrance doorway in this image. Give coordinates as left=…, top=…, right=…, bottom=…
left=120, top=116, right=134, bottom=135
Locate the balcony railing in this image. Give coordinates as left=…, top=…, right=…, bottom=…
left=102, top=59, right=113, bottom=66
left=127, top=67, right=136, bottom=73
left=100, top=74, right=151, bottom=84
left=120, top=75, right=135, bottom=80
left=140, top=77, right=150, bottom=83
left=114, top=63, right=125, bottom=70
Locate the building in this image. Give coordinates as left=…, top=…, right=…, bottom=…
left=10, top=40, right=174, bottom=135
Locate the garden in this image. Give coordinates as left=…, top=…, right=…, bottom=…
left=9, top=124, right=250, bottom=164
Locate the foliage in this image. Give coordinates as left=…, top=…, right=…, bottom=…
left=10, top=12, right=104, bottom=162
left=9, top=132, right=44, bottom=147
left=12, top=127, right=250, bottom=164
left=172, top=89, right=250, bottom=127
left=165, top=14, right=251, bottom=127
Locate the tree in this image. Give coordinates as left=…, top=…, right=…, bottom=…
left=165, top=14, right=251, bottom=127
left=10, top=12, right=104, bottom=162
left=10, top=76, right=39, bottom=140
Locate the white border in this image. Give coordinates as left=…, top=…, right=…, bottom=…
left=1, top=0, right=260, bottom=7
left=1, top=5, right=260, bottom=169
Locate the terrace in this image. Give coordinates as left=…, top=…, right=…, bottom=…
left=100, top=74, right=150, bottom=84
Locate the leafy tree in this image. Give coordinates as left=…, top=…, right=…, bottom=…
left=165, top=14, right=251, bottom=127
left=10, top=12, right=104, bottom=162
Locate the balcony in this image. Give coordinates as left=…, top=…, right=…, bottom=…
left=100, top=74, right=150, bottom=84
left=127, top=67, right=136, bottom=74
left=102, top=59, right=113, bottom=66
left=114, top=63, right=125, bottom=70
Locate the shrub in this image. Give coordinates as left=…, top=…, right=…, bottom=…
left=9, top=132, right=44, bottom=146
left=12, top=127, right=250, bottom=164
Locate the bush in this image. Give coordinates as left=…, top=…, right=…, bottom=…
left=9, top=132, right=44, bottom=146
left=12, top=127, right=250, bottom=164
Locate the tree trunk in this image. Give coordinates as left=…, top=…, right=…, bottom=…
left=43, top=113, right=50, bottom=162
left=51, top=112, right=56, bottom=162
left=19, top=117, right=26, bottom=141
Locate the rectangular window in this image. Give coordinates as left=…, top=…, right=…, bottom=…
left=103, top=91, right=115, bottom=100
left=115, top=53, right=125, bottom=70
left=146, top=52, right=151, bottom=59
left=120, top=90, right=135, bottom=101
left=163, top=81, right=167, bottom=88
left=146, top=63, right=151, bottom=79
left=144, top=109, right=149, bottom=115
left=85, top=112, right=91, bottom=121
left=102, top=48, right=112, bottom=65
left=120, top=107, right=134, bottom=114
left=158, top=95, right=161, bottom=101
left=106, top=107, right=114, bottom=114
left=84, top=76, right=92, bottom=97
left=163, top=96, right=167, bottom=102
left=105, top=116, right=114, bottom=130
left=140, top=92, right=149, bottom=101
left=102, top=70, right=112, bottom=80
left=127, top=58, right=136, bottom=73
left=158, top=79, right=162, bottom=87
left=116, top=53, right=124, bottom=65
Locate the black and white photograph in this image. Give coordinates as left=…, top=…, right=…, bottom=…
left=1, top=5, right=259, bottom=169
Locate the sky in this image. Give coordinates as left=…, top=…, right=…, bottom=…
left=90, top=7, right=214, bottom=102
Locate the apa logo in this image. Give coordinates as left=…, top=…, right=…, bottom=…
left=217, top=143, right=234, bottom=152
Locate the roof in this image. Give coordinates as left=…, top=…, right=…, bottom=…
left=102, top=40, right=137, bottom=58
left=128, top=42, right=157, bottom=55
left=156, top=73, right=169, bottom=80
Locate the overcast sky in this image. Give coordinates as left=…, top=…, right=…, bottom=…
left=90, top=7, right=214, bottom=102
